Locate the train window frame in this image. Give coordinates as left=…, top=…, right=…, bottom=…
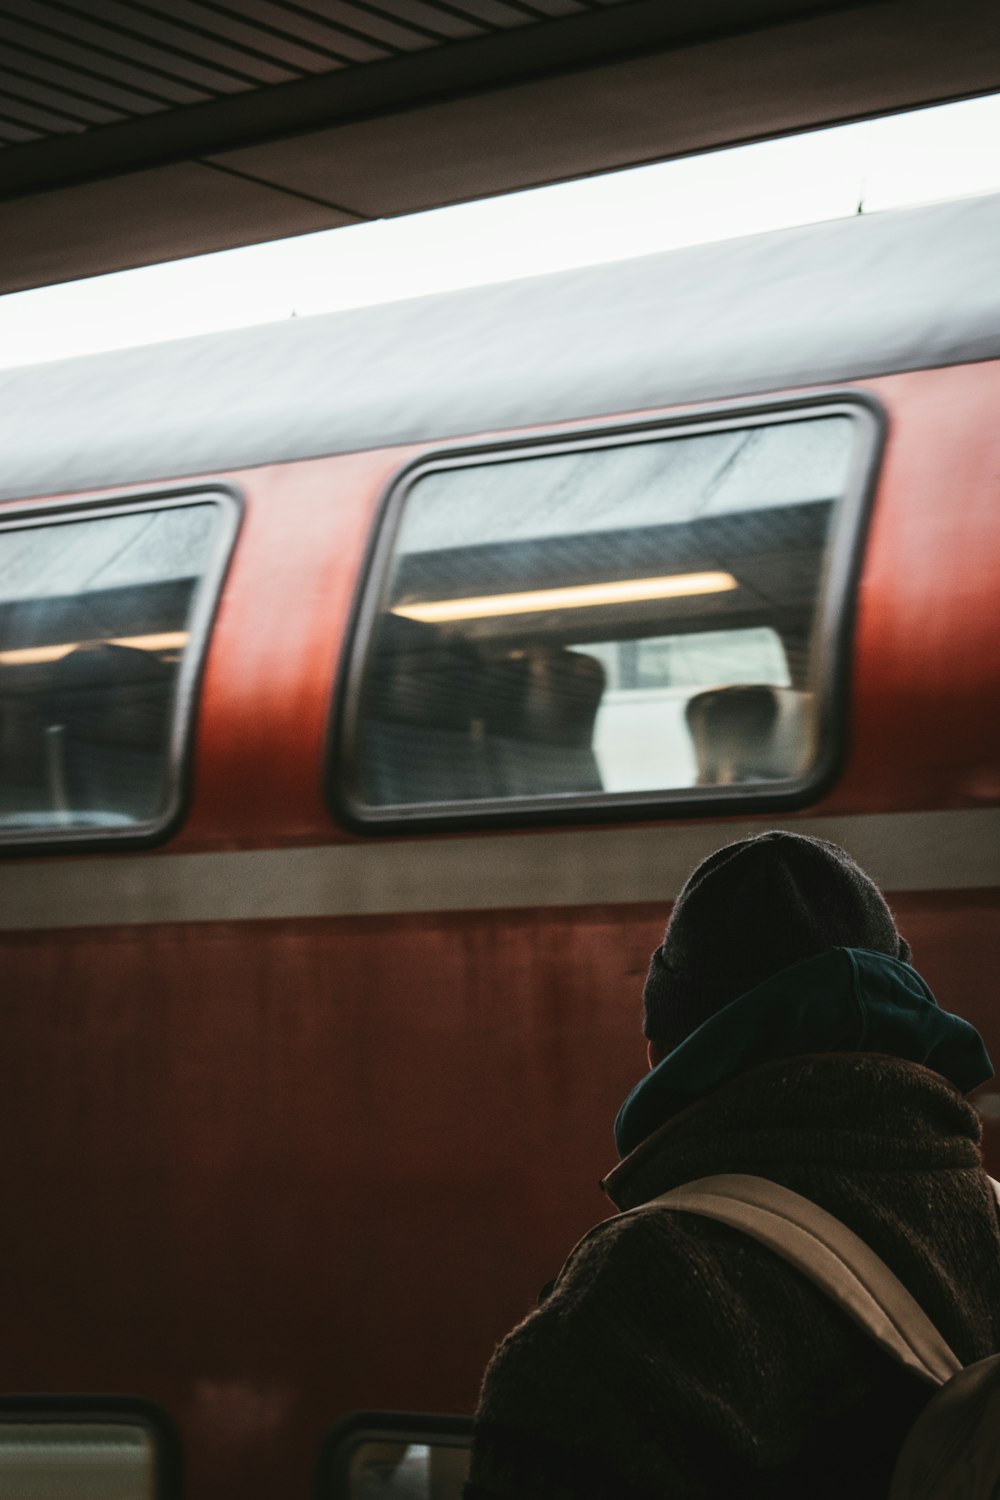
left=0, top=482, right=241, bottom=855
left=0, top=1394, right=182, bottom=1500
left=331, top=391, right=884, bottom=833
left=317, top=1411, right=473, bottom=1500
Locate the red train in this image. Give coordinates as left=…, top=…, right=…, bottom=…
left=1, top=190, right=999, bottom=1499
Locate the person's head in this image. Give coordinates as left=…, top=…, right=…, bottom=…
left=643, top=831, right=911, bottom=1067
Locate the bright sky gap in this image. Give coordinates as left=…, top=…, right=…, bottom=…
left=2, top=90, right=1000, bottom=372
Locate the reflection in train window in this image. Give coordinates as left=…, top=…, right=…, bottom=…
left=346, top=404, right=877, bottom=820
left=0, top=1422, right=156, bottom=1499
left=581, top=625, right=792, bottom=791
left=319, top=1415, right=472, bottom=1500
left=0, top=495, right=236, bottom=845
left=0, top=1399, right=180, bottom=1500
left=346, top=1438, right=470, bottom=1498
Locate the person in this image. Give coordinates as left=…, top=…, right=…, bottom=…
left=464, top=831, right=1000, bottom=1500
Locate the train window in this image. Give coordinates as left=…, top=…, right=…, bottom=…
left=0, top=490, right=238, bottom=848
left=339, top=399, right=880, bottom=825
left=0, top=1398, right=180, bottom=1499
left=319, top=1413, right=472, bottom=1500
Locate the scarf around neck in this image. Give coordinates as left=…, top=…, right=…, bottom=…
left=614, top=947, right=993, bottom=1158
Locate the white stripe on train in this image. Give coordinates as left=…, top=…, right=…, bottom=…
left=0, top=808, right=997, bottom=932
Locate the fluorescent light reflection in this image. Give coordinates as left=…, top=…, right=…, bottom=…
left=392, top=570, right=738, bottom=623
left=0, top=631, right=189, bottom=666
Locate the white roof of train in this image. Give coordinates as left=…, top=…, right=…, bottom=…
left=2, top=191, right=1000, bottom=504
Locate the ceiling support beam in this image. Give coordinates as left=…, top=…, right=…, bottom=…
left=3, top=0, right=1000, bottom=294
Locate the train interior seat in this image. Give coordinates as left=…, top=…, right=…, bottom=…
left=359, top=617, right=488, bottom=804
left=39, top=642, right=175, bottom=824
left=359, top=618, right=606, bottom=804
left=684, top=683, right=815, bottom=786
left=0, top=687, right=50, bottom=826
left=479, top=646, right=606, bottom=797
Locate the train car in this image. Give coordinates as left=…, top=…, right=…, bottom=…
left=1, top=189, right=999, bottom=1500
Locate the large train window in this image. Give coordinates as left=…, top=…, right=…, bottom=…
left=339, top=398, right=880, bottom=827
left=0, top=489, right=238, bottom=848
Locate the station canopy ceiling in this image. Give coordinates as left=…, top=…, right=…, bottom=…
left=2, top=0, right=1000, bottom=295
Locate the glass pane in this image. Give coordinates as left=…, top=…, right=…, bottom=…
left=0, top=502, right=223, bottom=834
left=0, top=1422, right=155, bottom=1500
left=582, top=627, right=791, bottom=791
left=355, top=414, right=856, bottom=808
left=347, top=1439, right=470, bottom=1499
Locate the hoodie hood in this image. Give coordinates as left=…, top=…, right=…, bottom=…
left=615, top=947, right=992, bottom=1158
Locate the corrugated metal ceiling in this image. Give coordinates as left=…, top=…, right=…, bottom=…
left=0, top=0, right=627, bottom=148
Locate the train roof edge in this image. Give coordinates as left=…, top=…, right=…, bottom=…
left=3, top=191, right=1000, bottom=502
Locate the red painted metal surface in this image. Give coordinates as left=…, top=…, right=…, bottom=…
left=846, top=364, right=1000, bottom=813
left=1, top=361, right=999, bottom=1496
left=151, top=360, right=1000, bottom=852
left=185, top=448, right=419, bottom=850
left=3, top=895, right=998, bottom=1495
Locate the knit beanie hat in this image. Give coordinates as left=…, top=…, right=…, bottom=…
left=643, top=831, right=911, bottom=1054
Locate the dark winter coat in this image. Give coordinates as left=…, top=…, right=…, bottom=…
left=465, top=953, right=1000, bottom=1500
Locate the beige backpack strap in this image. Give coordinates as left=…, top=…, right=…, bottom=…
left=642, top=1173, right=962, bottom=1386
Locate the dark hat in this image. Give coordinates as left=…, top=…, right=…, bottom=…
left=643, top=831, right=911, bottom=1054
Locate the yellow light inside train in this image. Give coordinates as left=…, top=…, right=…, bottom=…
left=0, top=631, right=190, bottom=666
left=392, top=570, right=738, bottom=623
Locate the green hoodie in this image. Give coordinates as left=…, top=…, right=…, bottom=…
left=615, top=947, right=992, bottom=1157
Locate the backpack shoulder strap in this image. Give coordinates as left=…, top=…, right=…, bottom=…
left=640, top=1173, right=962, bottom=1385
